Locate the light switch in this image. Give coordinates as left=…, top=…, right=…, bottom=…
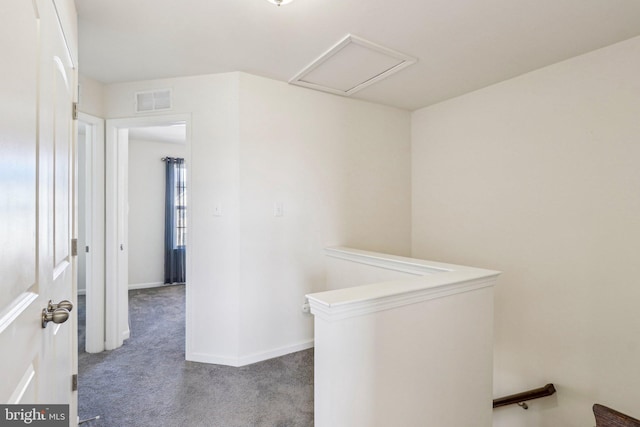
left=213, top=204, right=223, bottom=216
left=274, top=202, right=284, bottom=217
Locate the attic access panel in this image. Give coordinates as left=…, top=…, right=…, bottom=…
left=289, top=34, right=417, bottom=96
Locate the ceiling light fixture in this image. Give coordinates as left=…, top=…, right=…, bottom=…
left=266, top=0, right=293, bottom=6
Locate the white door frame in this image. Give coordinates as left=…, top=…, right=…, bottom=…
left=77, top=113, right=105, bottom=353
left=105, top=113, right=191, bottom=351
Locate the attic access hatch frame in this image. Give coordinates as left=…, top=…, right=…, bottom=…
left=289, top=34, right=417, bottom=97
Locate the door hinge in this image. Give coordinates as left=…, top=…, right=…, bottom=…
left=72, top=102, right=78, bottom=120
left=72, top=374, right=78, bottom=392
left=71, top=238, right=78, bottom=256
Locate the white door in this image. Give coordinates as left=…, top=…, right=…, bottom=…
left=77, top=114, right=106, bottom=355
left=0, top=0, right=77, bottom=423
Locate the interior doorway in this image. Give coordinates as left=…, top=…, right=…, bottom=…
left=104, top=114, right=191, bottom=352
left=128, top=124, right=188, bottom=290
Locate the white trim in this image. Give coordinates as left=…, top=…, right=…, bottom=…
left=77, top=112, right=105, bottom=354
left=238, top=339, right=314, bottom=366
left=187, top=352, right=240, bottom=367
left=117, top=137, right=129, bottom=348
left=324, top=246, right=450, bottom=276
left=307, top=247, right=500, bottom=321
left=128, top=282, right=166, bottom=291
left=105, top=125, right=132, bottom=351
left=289, top=34, right=417, bottom=96
left=187, top=339, right=314, bottom=367
left=308, top=278, right=495, bottom=321
left=105, top=125, right=117, bottom=350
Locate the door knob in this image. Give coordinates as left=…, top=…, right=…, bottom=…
left=48, top=299, right=73, bottom=312
left=42, top=308, right=70, bottom=328
left=41, top=299, right=73, bottom=328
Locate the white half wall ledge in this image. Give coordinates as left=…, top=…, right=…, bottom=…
left=311, top=247, right=500, bottom=427
left=307, top=247, right=501, bottom=321
left=324, top=246, right=451, bottom=275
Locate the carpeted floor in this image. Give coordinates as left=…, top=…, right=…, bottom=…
left=78, top=285, right=314, bottom=427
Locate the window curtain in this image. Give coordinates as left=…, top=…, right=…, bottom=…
left=164, top=157, right=186, bottom=284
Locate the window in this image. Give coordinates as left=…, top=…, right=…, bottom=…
left=164, top=157, right=186, bottom=284
left=174, top=161, right=186, bottom=248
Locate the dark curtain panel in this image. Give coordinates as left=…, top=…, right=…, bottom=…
left=164, top=157, right=186, bottom=284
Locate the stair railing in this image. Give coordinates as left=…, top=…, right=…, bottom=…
left=493, top=383, right=556, bottom=410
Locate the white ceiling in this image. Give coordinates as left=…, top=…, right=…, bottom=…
left=76, top=0, right=640, bottom=111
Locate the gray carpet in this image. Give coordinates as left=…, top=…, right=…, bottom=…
left=78, top=285, right=314, bottom=427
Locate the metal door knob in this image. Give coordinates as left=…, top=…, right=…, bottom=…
left=41, top=299, right=73, bottom=328
left=48, top=299, right=73, bottom=312
left=42, top=307, right=70, bottom=328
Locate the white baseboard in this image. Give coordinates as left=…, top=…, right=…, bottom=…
left=187, top=339, right=314, bottom=367
left=80, top=282, right=174, bottom=295
left=187, top=352, right=241, bottom=367
left=239, top=339, right=314, bottom=366
left=128, top=282, right=165, bottom=291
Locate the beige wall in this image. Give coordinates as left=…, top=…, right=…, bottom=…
left=78, top=73, right=105, bottom=118
left=412, top=36, right=640, bottom=426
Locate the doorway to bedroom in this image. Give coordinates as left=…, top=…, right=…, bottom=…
left=78, top=115, right=192, bottom=423
left=127, top=123, right=188, bottom=292
left=102, top=114, right=191, bottom=352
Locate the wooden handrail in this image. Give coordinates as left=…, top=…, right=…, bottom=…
left=594, top=404, right=640, bottom=427
left=493, top=383, right=556, bottom=409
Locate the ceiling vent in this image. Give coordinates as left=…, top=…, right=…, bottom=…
left=289, top=34, right=417, bottom=97
left=135, top=89, right=172, bottom=113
